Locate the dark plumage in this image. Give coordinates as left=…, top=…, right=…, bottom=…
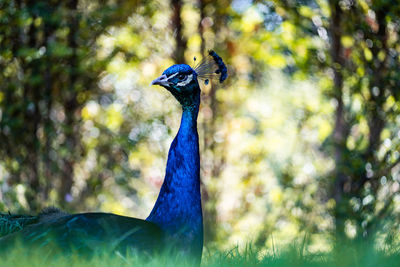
left=0, top=211, right=162, bottom=256
left=0, top=52, right=228, bottom=264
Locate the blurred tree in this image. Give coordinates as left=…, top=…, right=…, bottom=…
left=171, top=0, right=186, bottom=63
left=197, top=0, right=232, bottom=246
left=0, top=0, right=139, bottom=211
left=274, top=0, right=400, bottom=242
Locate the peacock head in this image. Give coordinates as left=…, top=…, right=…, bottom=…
left=151, top=51, right=228, bottom=110
left=151, top=64, right=200, bottom=109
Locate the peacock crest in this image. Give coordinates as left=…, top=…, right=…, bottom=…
left=193, top=50, right=228, bottom=85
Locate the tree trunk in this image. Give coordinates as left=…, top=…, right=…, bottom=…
left=59, top=0, right=79, bottom=207
left=329, top=0, right=349, bottom=242
left=171, top=0, right=186, bottom=63
left=24, top=7, right=42, bottom=211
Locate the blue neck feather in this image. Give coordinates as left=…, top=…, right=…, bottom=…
left=146, top=90, right=203, bottom=256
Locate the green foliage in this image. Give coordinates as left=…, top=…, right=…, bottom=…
left=0, top=0, right=141, bottom=211
left=271, top=0, right=400, bottom=242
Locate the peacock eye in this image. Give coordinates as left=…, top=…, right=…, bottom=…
left=177, top=73, right=185, bottom=80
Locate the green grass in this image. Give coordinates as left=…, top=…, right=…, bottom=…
left=2, top=242, right=400, bottom=267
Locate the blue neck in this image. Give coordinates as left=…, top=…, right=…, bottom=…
left=146, top=100, right=203, bottom=256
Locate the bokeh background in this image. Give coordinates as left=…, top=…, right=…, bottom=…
left=1, top=0, right=400, bottom=253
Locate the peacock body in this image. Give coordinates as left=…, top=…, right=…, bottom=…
left=0, top=51, right=227, bottom=264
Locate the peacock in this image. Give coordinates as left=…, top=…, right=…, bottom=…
left=0, top=50, right=228, bottom=264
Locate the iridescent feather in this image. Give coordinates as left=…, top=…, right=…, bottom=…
left=0, top=212, right=37, bottom=237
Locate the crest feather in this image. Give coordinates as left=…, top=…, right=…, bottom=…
left=193, top=50, right=228, bottom=85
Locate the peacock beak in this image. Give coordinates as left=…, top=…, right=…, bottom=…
left=151, top=74, right=169, bottom=87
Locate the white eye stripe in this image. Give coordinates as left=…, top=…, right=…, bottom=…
left=166, top=72, right=178, bottom=82
left=176, top=74, right=193, bottom=87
